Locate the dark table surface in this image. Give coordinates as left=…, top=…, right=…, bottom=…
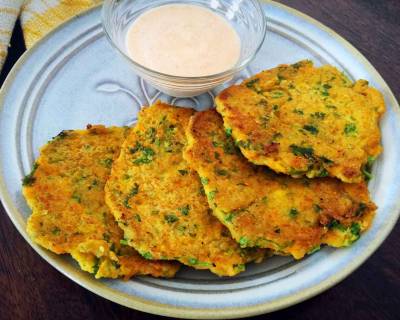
left=0, top=1, right=399, bottom=319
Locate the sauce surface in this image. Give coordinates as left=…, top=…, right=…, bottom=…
left=125, top=4, right=241, bottom=77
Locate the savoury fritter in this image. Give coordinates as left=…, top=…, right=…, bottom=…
left=184, top=110, right=376, bottom=259
left=215, top=60, right=385, bottom=183
left=24, top=125, right=179, bottom=279
left=105, top=102, right=266, bottom=276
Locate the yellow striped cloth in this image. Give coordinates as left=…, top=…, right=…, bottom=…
left=0, top=0, right=101, bottom=70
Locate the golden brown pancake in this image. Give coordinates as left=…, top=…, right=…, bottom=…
left=184, top=110, right=376, bottom=259
left=23, top=125, right=179, bottom=279
left=105, top=102, right=266, bottom=276
left=215, top=60, right=385, bottom=183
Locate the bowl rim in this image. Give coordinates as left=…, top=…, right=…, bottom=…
left=101, top=0, right=268, bottom=81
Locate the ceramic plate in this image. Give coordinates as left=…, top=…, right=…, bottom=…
left=0, top=1, right=399, bottom=318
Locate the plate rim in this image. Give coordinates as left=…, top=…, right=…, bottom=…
left=0, top=1, right=399, bottom=318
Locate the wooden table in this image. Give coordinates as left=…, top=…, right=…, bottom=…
left=0, top=1, right=399, bottom=319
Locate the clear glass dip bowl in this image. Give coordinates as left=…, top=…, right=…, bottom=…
left=102, top=0, right=267, bottom=97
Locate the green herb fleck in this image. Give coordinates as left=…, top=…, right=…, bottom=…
left=261, top=196, right=268, bottom=204
left=141, top=252, right=153, bottom=260
left=133, top=147, right=155, bottom=165
left=290, top=145, right=314, bottom=158
left=215, top=168, right=229, bottom=176
left=200, top=177, right=209, bottom=185
left=239, top=236, right=249, bottom=248
left=303, top=125, right=319, bottom=135
left=100, top=158, right=113, bottom=168
left=165, top=214, right=179, bottom=224
left=120, top=239, right=129, bottom=246
left=289, top=208, right=298, bottom=218
left=51, top=227, right=61, bottom=235
left=350, top=222, right=361, bottom=239
left=344, top=123, right=357, bottom=136
left=313, top=204, right=322, bottom=213
left=328, top=219, right=346, bottom=231
left=178, top=205, right=190, bottom=216
left=134, top=214, right=141, bottom=222
left=354, top=203, right=367, bottom=216
left=71, top=191, right=81, bottom=203
left=293, top=109, right=304, bottom=115
left=246, top=78, right=261, bottom=92
left=22, top=163, right=39, bottom=186
left=178, top=169, right=188, bottom=176
left=271, top=91, right=284, bottom=98
left=225, top=128, right=232, bottom=137
left=92, top=258, right=100, bottom=275
left=188, top=258, right=198, bottom=265
left=207, top=190, right=217, bottom=201
left=311, top=112, right=326, bottom=119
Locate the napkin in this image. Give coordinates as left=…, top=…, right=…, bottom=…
left=0, top=0, right=101, bottom=70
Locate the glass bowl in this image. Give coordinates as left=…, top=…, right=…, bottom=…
left=102, top=0, right=267, bottom=97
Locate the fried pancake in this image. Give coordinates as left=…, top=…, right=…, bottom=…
left=215, top=60, right=385, bottom=183
left=184, top=110, right=376, bottom=259
left=105, top=102, right=265, bottom=276
left=24, top=125, right=179, bottom=279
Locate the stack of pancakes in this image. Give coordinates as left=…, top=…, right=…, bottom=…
left=23, top=60, right=385, bottom=279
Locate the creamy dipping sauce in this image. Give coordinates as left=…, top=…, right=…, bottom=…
left=125, top=4, right=241, bottom=77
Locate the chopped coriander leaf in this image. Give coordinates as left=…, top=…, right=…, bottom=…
left=261, top=196, right=268, bottom=204
left=22, top=163, right=39, bottom=186
left=225, top=213, right=235, bottom=222
left=273, top=105, right=279, bottom=111
left=178, top=205, right=190, bottom=216
left=225, top=127, right=232, bottom=137
left=328, top=219, right=346, bottom=231
left=100, top=158, right=113, bottom=169
left=129, top=183, right=139, bottom=197
left=92, top=258, right=100, bottom=274
left=246, top=78, right=261, bottom=92
left=239, top=236, right=249, bottom=248
left=71, top=192, right=81, bottom=203
left=178, top=169, right=188, bottom=176
left=234, top=264, right=245, bottom=272
left=289, top=208, right=298, bottom=218
left=141, top=252, right=153, bottom=260
left=311, top=112, right=326, bottom=119
left=290, top=145, right=314, bottom=158
left=293, top=109, right=304, bottom=115
left=207, top=190, right=217, bottom=201
left=271, top=91, right=284, bottom=98
left=145, top=127, right=156, bottom=141
left=129, top=142, right=143, bottom=154
left=133, top=147, right=155, bottom=165
left=215, top=168, right=229, bottom=176
left=320, top=156, right=334, bottom=164
left=303, top=125, right=319, bottom=135
left=134, top=213, right=141, bottom=222
left=120, top=239, right=129, bottom=245
left=200, top=177, right=209, bottom=185
left=165, top=214, right=179, bottom=224
left=350, top=223, right=361, bottom=238
left=317, top=169, right=329, bottom=177
left=277, top=74, right=285, bottom=83
left=51, top=227, right=61, bottom=235
left=354, top=203, right=367, bottom=216
left=188, top=258, right=198, bottom=265
left=313, top=204, right=322, bottom=213
left=321, top=84, right=331, bottom=96
left=344, top=123, right=357, bottom=136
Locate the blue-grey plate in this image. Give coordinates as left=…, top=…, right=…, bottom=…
left=0, top=1, right=399, bottom=318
